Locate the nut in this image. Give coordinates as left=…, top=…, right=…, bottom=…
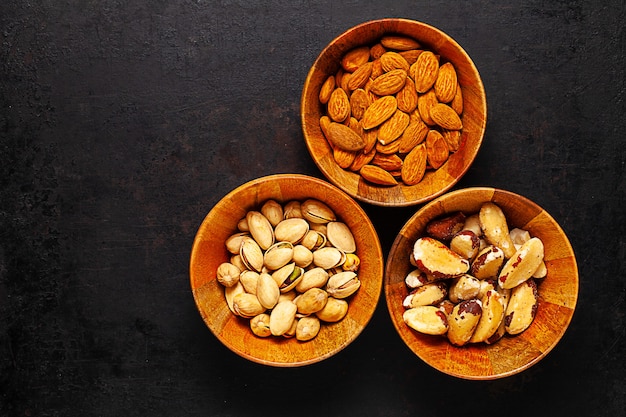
left=403, top=306, right=449, bottom=336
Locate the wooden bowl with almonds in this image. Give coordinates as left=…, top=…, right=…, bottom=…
left=190, top=174, right=384, bottom=367
left=301, top=18, right=487, bottom=207
left=384, top=187, right=578, bottom=379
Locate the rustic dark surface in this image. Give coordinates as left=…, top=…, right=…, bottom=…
left=1, top=1, right=624, bottom=416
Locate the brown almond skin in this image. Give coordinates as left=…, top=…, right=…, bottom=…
left=401, top=143, right=427, bottom=185
left=412, top=51, right=439, bottom=93
left=327, top=122, right=366, bottom=152
left=362, top=95, right=397, bottom=130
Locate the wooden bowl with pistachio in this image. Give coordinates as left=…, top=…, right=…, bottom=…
left=301, top=18, right=487, bottom=207
left=190, top=174, right=383, bottom=366
left=385, top=187, right=578, bottom=379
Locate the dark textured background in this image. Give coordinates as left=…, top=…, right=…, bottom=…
left=1, top=1, right=624, bottom=416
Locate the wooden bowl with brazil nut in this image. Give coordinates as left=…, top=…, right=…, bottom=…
left=301, top=18, right=487, bottom=207
left=385, top=187, right=578, bottom=379
left=190, top=174, right=384, bottom=367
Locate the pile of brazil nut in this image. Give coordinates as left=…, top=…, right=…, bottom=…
left=216, top=199, right=361, bottom=342
left=318, top=34, right=464, bottom=186
left=402, top=202, right=547, bottom=346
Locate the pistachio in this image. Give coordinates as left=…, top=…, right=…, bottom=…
left=315, top=297, right=348, bottom=322
left=237, top=217, right=249, bottom=232
left=326, top=271, right=361, bottom=299
left=283, top=318, right=298, bottom=338
left=256, top=272, right=280, bottom=310
left=250, top=313, right=272, bottom=337
left=278, top=290, right=297, bottom=303
left=261, top=199, right=284, bottom=227
left=225, top=232, right=250, bottom=254
left=292, top=244, right=313, bottom=268
left=239, top=270, right=260, bottom=294
left=224, top=281, right=245, bottom=314
left=295, top=288, right=329, bottom=315
left=216, top=262, right=241, bottom=287
left=269, top=300, right=297, bottom=336
left=232, top=292, right=265, bottom=318
left=263, top=241, right=294, bottom=270
left=313, top=247, right=346, bottom=269
left=296, top=316, right=321, bottom=341
left=296, top=267, right=330, bottom=293
left=274, top=218, right=309, bottom=244
left=246, top=210, right=275, bottom=250
left=326, top=221, right=356, bottom=253
left=240, top=237, right=264, bottom=272
left=283, top=200, right=303, bottom=219
left=271, top=262, right=304, bottom=293
left=230, top=254, right=247, bottom=272
left=300, top=230, right=327, bottom=251
left=342, top=253, right=360, bottom=272
left=301, top=199, right=336, bottom=224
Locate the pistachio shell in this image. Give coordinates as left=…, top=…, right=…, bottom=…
left=216, top=262, right=241, bottom=287
left=295, top=267, right=330, bottom=293
left=224, top=281, right=245, bottom=314
left=300, top=230, right=327, bottom=251
left=292, top=244, right=313, bottom=268
left=326, top=221, right=356, bottom=253
left=283, top=318, right=298, bottom=338
left=239, top=270, right=260, bottom=294
left=263, top=241, right=294, bottom=270
left=315, top=297, right=348, bottom=322
left=274, top=218, right=309, bottom=244
left=295, top=288, right=329, bottom=315
left=261, top=199, right=284, bottom=227
left=301, top=199, right=336, bottom=224
left=313, top=247, right=346, bottom=269
left=296, top=316, right=321, bottom=341
left=230, top=254, right=247, bottom=272
left=342, top=253, right=360, bottom=272
left=271, top=262, right=304, bottom=293
left=326, top=271, right=361, bottom=298
left=232, top=292, right=265, bottom=318
left=278, top=290, right=297, bottom=303
left=240, top=237, right=264, bottom=272
left=237, top=217, right=249, bottom=232
left=246, top=211, right=275, bottom=250
left=250, top=313, right=271, bottom=337
left=256, top=272, right=280, bottom=310
left=225, top=232, right=250, bottom=254
left=283, top=200, right=303, bottom=219
left=269, top=300, right=297, bottom=336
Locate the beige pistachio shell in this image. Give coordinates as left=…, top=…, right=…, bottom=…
left=292, top=244, right=313, bottom=268
left=326, top=271, right=361, bottom=299
left=274, top=218, right=309, bottom=244
left=296, top=267, right=330, bottom=293
left=283, top=318, right=298, bottom=338
left=239, top=270, right=260, bottom=294
left=225, top=232, right=250, bottom=254
left=301, top=199, right=336, bottom=224
left=326, top=221, right=356, bottom=253
left=300, top=230, right=327, bottom=251
left=261, top=199, right=284, bottom=227
left=237, top=218, right=249, bottom=232
left=256, top=272, right=280, bottom=310
left=246, top=210, right=275, bottom=250
left=240, top=237, right=264, bottom=272
left=250, top=313, right=272, bottom=337
left=224, top=281, right=245, bottom=314
left=271, top=262, right=304, bottom=293
left=315, top=297, right=348, bottom=322
left=263, top=241, right=294, bottom=271
left=230, top=254, right=247, bottom=272
left=216, top=262, right=241, bottom=287
left=232, top=292, right=266, bottom=318
left=296, top=316, right=321, bottom=341
left=313, top=247, right=346, bottom=269
left=278, top=290, right=297, bottom=303
left=295, top=288, right=329, bottom=315
left=269, top=300, right=297, bottom=336
left=283, top=200, right=303, bottom=219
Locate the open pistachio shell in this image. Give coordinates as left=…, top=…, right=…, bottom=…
left=300, top=230, right=327, bottom=251
left=240, top=237, right=264, bottom=272
left=301, top=199, right=336, bottom=224
left=246, top=210, right=275, bottom=250
left=274, top=218, right=309, bottom=244
left=225, top=232, right=250, bottom=254
left=283, top=200, right=303, bottom=219
left=313, top=247, right=346, bottom=269
left=239, top=270, right=260, bottom=294
left=261, top=199, right=284, bottom=227
left=326, top=271, right=361, bottom=298
left=292, top=245, right=313, bottom=268
left=271, top=262, right=304, bottom=293
left=326, top=221, right=356, bottom=253
left=295, top=267, right=330, bottom=293
left=263, top=241, right=294, bottom=271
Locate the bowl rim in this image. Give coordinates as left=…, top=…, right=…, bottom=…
left=189, top=173, right=384, bottom=367
left=301, top=18, right=487, bottom=207
left=384, top=186, right=579, bottom=379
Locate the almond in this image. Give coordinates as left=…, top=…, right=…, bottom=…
left=375, top=138, right=400, bottom=155
left=417, top=89, right=438, bottom=125
left=349, top=88, right=370, bottom=120
left=396, top=77, right=418, bottom=113
left=341, top=46, right=370, bottom=72
left=369, top=68, right=407, bottom=96
left=370, top=59, right=384, bottom=79
left=380, top=35, right=421, bottom=51
left=378, top=109, right=410, bottom=145
left=327, top=87, right=351, bottom=123
left=327, top=122, right=366, bottom=152
left=362, top=95, right=397, bottom=129
left=359, top=164, right=398, bottom=186
left=411, top=51, right=439, bottom=93
left=380, top=51, right=410, bottom=72
left=347, top=62, right=373, bottom=91
left=372, top=152, right=403, bottom=171
left=399, top=49, right=424, bottom=65
left=398, top=119, right=428, bottom=153
left=362, top=127, right=378, bottom=153
left=430, top=103, right=462, bottom=130
left=369, top=43, right=387, bottom=60
left=441, top=129, right=462, bottom=152
left=319, top=75, right=335, bottom=104
left=349, top=147, right=376, bottom=171
left=333, top=147, right=356, bottom=169
left=434, top=62, right=458, bottom=103
left=401, top=143, right=427, bottom=185
left=425, top=129, right=449, bottom=169
left=451, top=82, right=464, bottom=114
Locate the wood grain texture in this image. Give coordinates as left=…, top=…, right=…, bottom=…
left=384, top=187, right=578, bottom=379
left=190, top=174, right=383, bottom=366
left=301, top=19, right=487, bottom=206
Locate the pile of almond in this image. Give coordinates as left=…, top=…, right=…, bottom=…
left=318, top=35, right=464, bottom=186
left=401, top=203, right=547, bottom=346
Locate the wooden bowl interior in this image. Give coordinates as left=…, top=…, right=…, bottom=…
left=384, top=187, right=578, bottom=379
left=190, top=174, right=384, bottom=366
left=301, top=19, right=487, bottom=207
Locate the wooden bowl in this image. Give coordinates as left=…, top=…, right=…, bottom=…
left=190, top=174, right=384, bottom=367
left=301, top=19, right=487, bottom=207
left=385, top=187, right=578, bottom=379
